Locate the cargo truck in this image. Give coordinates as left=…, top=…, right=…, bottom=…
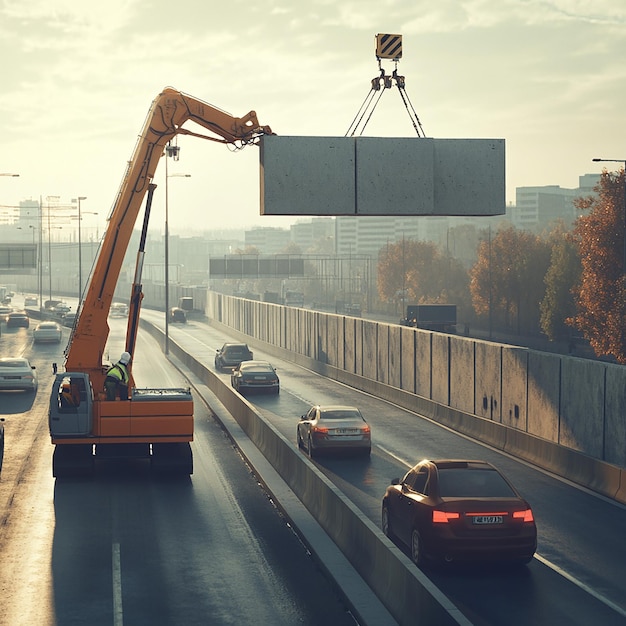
left=401, top=304, right=457, bottom=333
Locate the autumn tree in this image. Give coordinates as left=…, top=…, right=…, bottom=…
left=569, top=169, right=626, bottom=362
left=470, top=226, right=551, bottom=334
left=377, top=238, right=468, bottom=312
left=540, top=227, right=581, bottom=342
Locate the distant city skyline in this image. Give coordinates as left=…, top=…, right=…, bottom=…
left=1, top=2, right=624, bottom=235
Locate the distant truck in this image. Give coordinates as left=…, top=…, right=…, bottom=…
left=401, top=304, right=457, bottom=333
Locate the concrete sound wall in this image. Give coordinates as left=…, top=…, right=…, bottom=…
left=559, top=358, right=604, bottom=457
left=431, top=333, right=450, bottom=406
left=501, top=347, right=528, bottom=430
left=204, top=292, right=626, bottom=493
left=527, top=351, right=560, bottom=442
left=474, top=340, right=502, bottom=420
left=449, top=336, right=475, bottom=415
left=605, top=364, right=626, bottom=466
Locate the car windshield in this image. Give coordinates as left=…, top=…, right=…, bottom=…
left=320, top=409, right=361, bottom=420
left=437, top=468, right=517, bottom=498
left=242, top=364, right=271, bottom=373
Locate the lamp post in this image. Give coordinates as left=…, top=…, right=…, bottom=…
left=592, top=158, right=626, bottom=271
left=164, top=142, right=190, bottom=355
left=73, top=196, right=87, bottom=303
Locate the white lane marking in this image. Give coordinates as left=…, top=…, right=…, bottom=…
left=112, top=542, right=123, bottom=626
left=534, top=554, right=626, bottom=618
left=377, top=445, right=412, bottom=468
left=377, top=444, right=626, bottom=619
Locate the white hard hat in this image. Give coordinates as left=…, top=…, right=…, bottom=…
left=120, top=351, right=131, bottom=365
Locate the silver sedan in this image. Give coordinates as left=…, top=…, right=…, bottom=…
left=297, top=405, right=371, bottom=457
left=0, top=357, right=38, bottom=392
left=33, top=321, right=63, bottom=343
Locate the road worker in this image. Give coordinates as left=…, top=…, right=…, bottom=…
left=105, top=351, right=131, bottom=400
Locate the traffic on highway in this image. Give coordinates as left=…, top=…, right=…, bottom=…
left=152, top=309, right=626, bottom=626
left=1, top=304, right=625, bottom=625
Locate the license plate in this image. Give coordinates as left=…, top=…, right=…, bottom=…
left=335, top=428, right=357, bottom=434
left=472, top=515, right=503, bottom=525
left=253, top=376, right=267, bottom=380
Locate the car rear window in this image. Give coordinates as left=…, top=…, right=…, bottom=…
left=437, top=468, right=516, bottom=498
left=242, top=364, right=271, bottom=372
left=321, top=410, right=361, bottom=420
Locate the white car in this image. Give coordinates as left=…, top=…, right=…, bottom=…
left=0, top=357, right=38, bottom=392
left=33, top=321, right=63, bottom=343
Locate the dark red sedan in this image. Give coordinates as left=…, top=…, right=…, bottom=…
left=382, top=459, right=537, bottom=567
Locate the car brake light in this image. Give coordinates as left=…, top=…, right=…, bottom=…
left=513, top=509, right=534, bottom=523
left=312, top=426, right=329, bottom=434
left=432, top=510, right=460, bottom=523
left=361, top=425, right=371, bottom=434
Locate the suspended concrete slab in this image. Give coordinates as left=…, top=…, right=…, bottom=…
left=260, top=136, right=505, bottom=217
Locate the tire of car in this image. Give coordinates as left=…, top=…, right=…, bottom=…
left=307, top=435, right=316, bottom=459
left=381, top=504, right=396, bottom=541
left=411, top=528, right=425, bottom=567
left=296, top=429, right=302, bottom=448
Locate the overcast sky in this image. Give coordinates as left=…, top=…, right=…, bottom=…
left=1, top=0, right=625, bottom=237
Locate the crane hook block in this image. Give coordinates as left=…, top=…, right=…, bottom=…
left=376, top=33, right=402, bottom=60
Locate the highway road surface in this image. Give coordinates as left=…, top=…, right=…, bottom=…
left=0, top=318, right=365, bottom=626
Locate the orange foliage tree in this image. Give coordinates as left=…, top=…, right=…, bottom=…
left=377, top=238, right=467, bottom=309
left=569, top=169, right=626, bottom=362
left=470, top=226, right=551, bottom=333
left=540, top=228, right=581, bottom=342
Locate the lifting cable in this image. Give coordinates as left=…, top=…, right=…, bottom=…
left=345, top=61, right=426, bottom=138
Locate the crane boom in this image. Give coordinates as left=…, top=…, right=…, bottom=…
left=65, top=87, right=271, bottom=379
left=50, top=87, right=272, bottom=478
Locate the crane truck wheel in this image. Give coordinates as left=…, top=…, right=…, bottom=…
left=151, top=442, right=193, bottom=476
left=53, top=444, right=94, bottom=478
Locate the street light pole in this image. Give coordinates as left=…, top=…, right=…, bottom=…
left=592, top=158, right=626, bottom=271
left=164, top=141, right=190, bottom=355
left=75, top=196, right=87, bottom=303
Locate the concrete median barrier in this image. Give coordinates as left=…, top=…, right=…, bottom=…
left=140, top=319, right=469, bottom=626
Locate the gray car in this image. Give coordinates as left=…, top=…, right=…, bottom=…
left=0, top=357, right=38, bottom=392
left=297, top=405, right=371, bottom=457
left=215, top=343, right=253, bottom=371
left=231, top=360, right=279, bottom=395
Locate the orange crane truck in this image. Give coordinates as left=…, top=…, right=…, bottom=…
left=48, top=87, right=272, bottom=477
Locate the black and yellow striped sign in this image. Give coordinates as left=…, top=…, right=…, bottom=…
left=376, top=33, right=402, bottom=60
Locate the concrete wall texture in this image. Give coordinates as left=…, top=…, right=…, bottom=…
left=205, top=291, right=626, bottom=471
